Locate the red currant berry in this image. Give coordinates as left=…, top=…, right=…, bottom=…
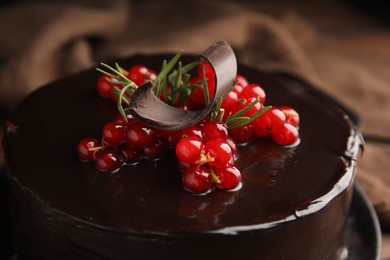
left=271, top=123, right=299, bottom=146
left=176, top=136, right=204, bottom=164
left=96, top=75, right=116, bottom=98
left=225, top=135, right=237, bottom=156
left=182, top=165, right=212, bottom=193
left=95, top=149, right=123, bottom=172
left=180, top=125, right=203, bottom=139
left=125, top=121, right=154, bottom=149
left=221, top=91, right=238, bottom=116
left=204, top=138, right=232, bottom=168
left=239, top=83, right=266, bottom=104
left=119, top=143, right=142, bottom=165
left=214, top=164, right=242, bottom=190
left=279, top=106, right=300, bottom=127
left=113, top=109, right=136, bottom=126
left=158, top=129, right=182, bottom=148
left=201, top=120, right=228, bottom=142
left=197, top=61, right=215, bottom=78
left=188, top=78, right=215, bottom=108
left=128, top=65, right=157, bottom=86
left=143, top=139, right=164, bottom=160
left=231, top=97, right=262, bottom=117
left=102, top=121, right=125, bottom=145
left=178, top=160, right=191, bottom=173
left=228, top=124, right=254, bottom=144
left=235, top=74, right=249, bottom=88
left=253, top=107, right=286, bottom=136
left=253, top=124, right=270, bottom=137
left=77, top=138, right=101, bottom=161
left=232, top=84, right=244, bottom=95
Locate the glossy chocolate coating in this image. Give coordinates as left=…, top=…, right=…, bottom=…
left=3, top=54, right=362, bottom=259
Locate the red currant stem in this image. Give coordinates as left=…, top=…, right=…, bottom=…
left=210, top=167, right=221, bottom=184
left=217, top=108, right=225, bottom=122
left=196, top=152, right=215, bottom=166
left=228, top=105, right=272, bottom=129
left=88, top=146, right=104, bottom=152
left=201, top=68, right=211, bottom=106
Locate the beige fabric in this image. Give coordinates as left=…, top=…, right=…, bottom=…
left=0, top=0, right=389, bottom=258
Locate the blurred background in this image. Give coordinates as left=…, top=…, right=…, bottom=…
left=0, top=0, right=389, bottom=259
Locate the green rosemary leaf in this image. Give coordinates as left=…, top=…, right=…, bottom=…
left=225, top=97, right=260, bottom=125
left=228, top=106, right=272, bottom=129
left=96, top=67, right=116, bottom=79
left=210, top=96, right=223, bottom=121
left=232, top=79, right=238, bottom=87
left=167, top=61, right=198, bottom=83
left=114, top=62, right=132, bottom=83
left=155, top=51, right=183, bottom=84
left=97, top=63, right=138, bottom=89
left=181, top=61, right=199, bottom=74
left=155, top=60, right=167, bottom=97
left=117, top=85, right=134, bottom=123
left=175, top=61, right=183, bottom=91
left=202, top=72, right=210, bottom=106
left=161, top=76, right=169, bottom=104
left=176, top=87, right=191, bottom=104
left=182, top=73, right=191, bottom=84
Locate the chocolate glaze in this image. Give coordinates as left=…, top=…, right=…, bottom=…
left=3, top=54, right=363, bottom=259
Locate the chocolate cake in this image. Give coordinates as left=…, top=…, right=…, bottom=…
left=2, top=46, right=362, bottom=259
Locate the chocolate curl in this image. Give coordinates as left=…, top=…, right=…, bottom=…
left=128, top=40, right=237, bottom=130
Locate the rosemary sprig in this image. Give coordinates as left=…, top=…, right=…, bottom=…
left=227, top=105, right=272, bottom=129
left=209, top=96, right=223, bottom=121
left=154, top=51, right=183, bottom=97
left=97, top=63, right=139, bottom=122
left=97, top=52, right=266, bottom=130
left=97, top=52, right=203, bottom=122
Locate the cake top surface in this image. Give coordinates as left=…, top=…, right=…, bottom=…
left=3, top=54, right=361, bottom=235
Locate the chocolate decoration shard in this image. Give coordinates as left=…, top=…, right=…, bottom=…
left=128, top=40, right=237, bottom=130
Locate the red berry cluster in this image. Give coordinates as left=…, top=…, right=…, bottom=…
left=77, top=108, right=185, bottom=172
left=176, top=120, right=241, bottom=193
left=78, top=58, right=301, bottom=193
left=96, top=64, right=157, bottom=102
left=187, top=62, right=300, bottom=146
left=221, top=74, right=299, bottom=146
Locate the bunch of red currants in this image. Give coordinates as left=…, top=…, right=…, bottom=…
left=77, top=60, right=300, bottom=193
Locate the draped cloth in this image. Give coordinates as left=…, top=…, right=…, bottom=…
left=0, top=0, right=389, bottom=257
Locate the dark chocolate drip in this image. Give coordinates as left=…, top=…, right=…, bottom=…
left=129, top=41, right=237, bottom=130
